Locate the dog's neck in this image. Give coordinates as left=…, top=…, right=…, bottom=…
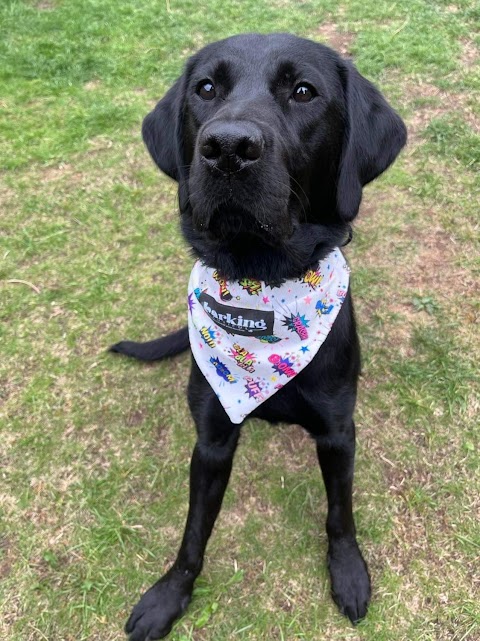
left=182, top=221, right=351, bottom=282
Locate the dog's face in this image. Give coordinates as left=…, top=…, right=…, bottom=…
left=143, top=34, right=406, bottom=279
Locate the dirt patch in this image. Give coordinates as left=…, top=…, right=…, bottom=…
left=40, top=163, right=79, bottom=183
left=358, top=182, right=476, bottom=302
left=126, top=410, right=145, bottom=427
left=402, top=79, right=479, bottom=146
left=408, top=227, right=476, bottom=297
left=460, top=38, right=479, bottom=70
left=84, top=80, right=101, bottom=91
left=35, top=0, right=56, bottom=9
left=263, top=425, right=318, bottom=473
left=0, top=182, right=17, bottom=207
left=352, top=179, right=479, bottom=360
left=0, top=558, right=12, bottom=580
left=315, top=22, right=355, bottom=58
left=28, top=141, right=155, bottom=190
left=222, top=493, right=278, bottom=530
left=0, top=535, right=14, bottom=580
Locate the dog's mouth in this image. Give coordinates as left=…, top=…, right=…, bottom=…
left=192, top=203, right=294, bottom=245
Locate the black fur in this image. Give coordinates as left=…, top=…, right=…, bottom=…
left=111, top=33, right=406, bottom=641
left=110, top=327, right=189, bottom=362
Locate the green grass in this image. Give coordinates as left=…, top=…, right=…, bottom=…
left=1, top=1, right=479, bottom=640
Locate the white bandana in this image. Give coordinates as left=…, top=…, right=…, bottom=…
left=187, top=248, right=349, bottom=424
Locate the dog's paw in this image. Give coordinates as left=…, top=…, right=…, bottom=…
left=125, top=576, right=192, bottom=640
left=327, top=538, right=371, bottom=624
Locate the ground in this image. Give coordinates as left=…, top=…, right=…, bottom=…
left=0, top=1, right=479, bottom=640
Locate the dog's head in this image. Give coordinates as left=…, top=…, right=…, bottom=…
left=143, top=33, right=406, bottom=279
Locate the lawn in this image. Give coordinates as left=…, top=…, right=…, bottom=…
left=1, top=1, right=479, bottom=640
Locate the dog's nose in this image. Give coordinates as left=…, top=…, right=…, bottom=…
left=199, top=122, right=264, bottom=173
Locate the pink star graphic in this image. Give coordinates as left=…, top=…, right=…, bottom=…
left=304, top=296, right=312, bottom=304
left=262, top=296, right=270, bottom=303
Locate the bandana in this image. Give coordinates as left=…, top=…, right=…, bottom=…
left=187, top=248, right=349, bottom=424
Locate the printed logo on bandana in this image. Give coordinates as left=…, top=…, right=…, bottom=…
left=213, top=270, right=233, bottom=301
left=316, top=299, right=333, bottom=316
left=258, top=335, right=282, bottom=344
left=200, top=326, right=216, bottom=347
left=210, top=357, right=236, bottom=383
left=238, top=278, right=262, bottom=295
left=198, top=291, right=274, bottom=337
left=264, top=279, right=284, bottom=289
left=229, top=343, right=256, bottom=373
left=268, top=353, right=296, bottom=378
left=282, top=313, right=309, bottom=340
left=303, top=269, right=323, bottom=290
left=244, top=376, right=265, bottom=401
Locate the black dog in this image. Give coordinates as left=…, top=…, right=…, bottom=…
left=111, top=33, right=406, bottom=641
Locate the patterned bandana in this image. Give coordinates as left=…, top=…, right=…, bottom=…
left=187, top=248, right=349, bottom=424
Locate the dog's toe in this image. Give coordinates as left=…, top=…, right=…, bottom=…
left=327, top=538, right=371, bottom=624
left=126, top=577, right=192, bottom=640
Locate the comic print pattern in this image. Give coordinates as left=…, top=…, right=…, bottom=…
left=188, top=249, right=350, bottom=424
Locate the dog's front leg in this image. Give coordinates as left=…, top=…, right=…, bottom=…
left=315, top=422, right=371, bottom=623
left=126, top=416, right=240, bottom=641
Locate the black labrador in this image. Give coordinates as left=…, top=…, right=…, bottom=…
left=111, top=33, right=407, bottom=641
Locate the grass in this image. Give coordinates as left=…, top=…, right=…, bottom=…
left=1, top=1, right=479, bottom=640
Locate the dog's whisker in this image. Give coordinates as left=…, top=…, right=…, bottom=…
left=265, top=176, right=308, bottom=222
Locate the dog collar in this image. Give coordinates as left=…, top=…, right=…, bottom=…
left=187, top=248, right=349, bottom=424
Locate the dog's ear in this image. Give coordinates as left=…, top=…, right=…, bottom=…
left=142, top=75, right=187, bottom=181
left=336, top=61, right=407, bottom=221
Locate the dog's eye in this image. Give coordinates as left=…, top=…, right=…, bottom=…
left=197, top=81, right=216, bottom=101
left=293, top=83, right=316, bottom=103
